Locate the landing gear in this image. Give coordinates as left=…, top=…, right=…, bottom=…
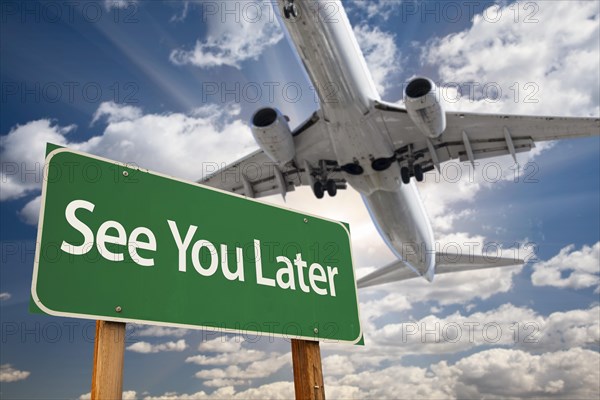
left=313, top=181, right=324, bottom=199
left=283, top=1, right=298, bottom=19
left=326, top=180, right=337, bottom=197
left=306, top=160, right=346, bottom=200
left=312, top=180, right=337, bottom=199
left=400, top=164, right=424, bottom=184
left=396, top=144, right=426, bottom=184
left=414, top=164, right=424, bottom=182
left=400, top=167, right=411, bottom=184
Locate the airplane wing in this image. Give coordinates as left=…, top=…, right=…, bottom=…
left=373, top=100, right=600, bottom=175
left=199, top=112, right=346, bottom=198
left=357, top=252, right=523, bottom=289
left=201, top=102, right=599, bottom=195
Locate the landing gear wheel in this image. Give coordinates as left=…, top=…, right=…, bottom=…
left=283, top=4, right=297, bottom=19
left=313, top=181, right=325, bottom=199
left=401, top=167, right=411, bottom=184
left=326, top=180, right=337, bottom=197
left=414, top=164, right=424, bottom=182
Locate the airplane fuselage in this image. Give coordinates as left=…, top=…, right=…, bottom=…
left=278, top=0, right=436, bottom=278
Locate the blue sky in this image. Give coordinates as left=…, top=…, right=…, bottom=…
left=1, top=1, right=599, bottom=398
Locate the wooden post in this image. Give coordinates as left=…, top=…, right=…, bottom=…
left=291, top=339, right=325, bottom=400
left=91, top=321, right=126, bottom=400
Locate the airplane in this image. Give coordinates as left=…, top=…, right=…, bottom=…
left=200, top=0, right=600, bottom=289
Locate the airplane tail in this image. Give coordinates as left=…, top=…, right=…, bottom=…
left=356, top=252, right=523, bottom=289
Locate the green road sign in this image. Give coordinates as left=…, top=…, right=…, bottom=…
left=31, top=146, right=362, bottom=344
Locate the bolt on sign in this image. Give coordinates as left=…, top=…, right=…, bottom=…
left=31, top=145, right=362, bottom=344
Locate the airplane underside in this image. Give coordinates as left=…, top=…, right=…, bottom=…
left=200, top=0, right=599, bottom=286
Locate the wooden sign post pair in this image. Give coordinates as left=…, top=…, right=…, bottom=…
left=91, top=322, right=325, bottom=400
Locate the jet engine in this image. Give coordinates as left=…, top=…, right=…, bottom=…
left=404, top=77, right=446, bottom=138
left=251, top=107, right=296, bottom=165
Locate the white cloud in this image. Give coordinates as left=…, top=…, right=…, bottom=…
left=532, top=242, right=600, bottom=291
left=91, top=101, right=143, bottom=125
left=536, top=306, right=600, bottom=352
left=124, top=391, right=139, bottom=400
left=133, top=347, right=600, bottom=399
left=186, top=349, right=266, bottom=366
left=354, top=25, right=401, bottom=95
left=203, top=379, right=248, bottom=388
left=221, top=382, right=293, bottom=399
left=18, top=195, right=41, bottom=225
left=133, top=325, right=189, bottom=338
left=170, top=1, right=283, bottom=69
left=194, top=353, right=290, bottom=384
left=126, top=339, right=187, bottom=354
left=367, top=304, right=599, bottom=355
left=322, top=354, right=356, bottom=376
left=422, top=1, right=599, bottom=116
left=79, top=390, right=137, bottom=400
left=392, top=260, right=521, bottom=304
left=329, top=347, right=600, bottom=399
left=1, top=102, right=256, bottom=224
left=82, top=348, right=600, bottom=400
left=0, top=292, right=11, bottom=301
left=103, top=0, right=137, bottom=11
left=75, top=104, right=254, bottom=180
left=417, top=143, right=555, bottom=234
left=320, top=301, right=598, bottom=389
left=360, top=292, right=412, bottom=323
left=0, top=120, right=73, bottom=201
left=0, top=364, right=30, bottom=382
left=349, top=0, right=400, bottom=21
left=142, top=382, right=294, bottom=400
left=197, top=337, right=245, bottom=353
left=447, top=347, right=599, bottom=399
left=170, top=1, right=190, bottom=23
